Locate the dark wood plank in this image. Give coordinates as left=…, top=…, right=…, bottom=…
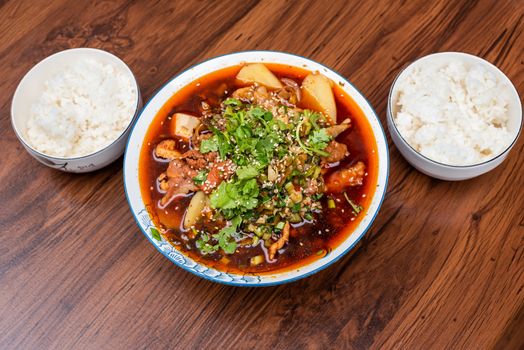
left=0, top=0, right=522, bottom=349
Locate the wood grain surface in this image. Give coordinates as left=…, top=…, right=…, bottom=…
left=1, top=1, right=523, bottom=349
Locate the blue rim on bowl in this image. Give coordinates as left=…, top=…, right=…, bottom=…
left=123, top=51, right=389, bottom=286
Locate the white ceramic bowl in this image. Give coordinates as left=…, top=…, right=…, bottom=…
left=11, top=48, right=142, bottom=173
left=124, top=51, right=389, bottom=286
left=387, top=52, right=522, bottom=181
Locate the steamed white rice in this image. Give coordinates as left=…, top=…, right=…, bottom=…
left=394, top=61, right=512, bottom=166
left=26, top=58, right=136, bottom=158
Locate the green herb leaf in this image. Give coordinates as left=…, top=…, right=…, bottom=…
left=210, top=179, right=259, bottom=216
left=295, top=117, right=312, bottom=155
left=234, top=125, right=252, bottom=141
left=307, top=129, right=331, bottom=156
left=150, top=227, right=161, bottom=241
left=242, top=178, right=259, bottom=194
left=304, top=110, right=322, bottom=130
left=200, top=232, right=209, bottom=242
left=212, top=216, right=242, bottom=254
left=231, top=215, right=242, bottom=227
left=250, top=107, right=273, bottom=121
left=196, top=232, right=219, bottom=255
left=210, top=182, right=233, bottom=209
left=200, top=137, right=218, bottom=153
left=216, top=132, right=231, bottom=159
left=193, top=170, right=209, bottom=186
left=312, top=193, right=324, bottom=201
left=223, top=97, right=242, bottom=106
left=292, top=203, right=301, bottom=212
left=309, top=129, right=330, bottom=149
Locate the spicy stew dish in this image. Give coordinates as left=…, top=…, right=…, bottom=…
left=139, top=63, right=378, bottom=273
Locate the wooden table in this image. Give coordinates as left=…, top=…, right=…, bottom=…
left=1, top=1, right=523, bottom=349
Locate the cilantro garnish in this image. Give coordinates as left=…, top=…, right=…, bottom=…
left=192, top=97, right=336, bottom=256
left=210, top=179, right=259, bottom=216
left=223, top=97, right=242, bottom=107
left=236, top=165, right=259, bottom=180
left=195, top=233, right=218, bottom=254
left=295, top=114, right=332, bottom=156
left=193, top=170, right=208, bottom=186
left=200, top=137, right=218, bottom=153
left=309, top=129, right=331, bottom=150
left=343, top=192, right=363, bottom=216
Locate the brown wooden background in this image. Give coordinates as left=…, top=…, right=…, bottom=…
left=1, top=1, right=523, bottom=349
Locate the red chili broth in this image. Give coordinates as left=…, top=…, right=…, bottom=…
left=139, top=63, right=378, bottom=274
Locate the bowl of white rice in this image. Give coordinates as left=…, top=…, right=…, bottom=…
left=387, top=52, right=522, bottom=181
left=11, top=48, right=141, bottom=173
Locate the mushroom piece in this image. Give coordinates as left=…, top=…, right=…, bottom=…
left=280, top=77, right=301, bottom=104
left=232, top=86, right=254, bottom=101
left=157, top=172, right=169, bottom=192
left=325, top=119, right=351, bottom=138
left=268, top=222, right=290, bottom=260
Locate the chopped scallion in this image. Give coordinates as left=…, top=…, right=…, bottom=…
left=343, top=192, right=363, bottom=215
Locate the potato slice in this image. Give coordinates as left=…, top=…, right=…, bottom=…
left=183, top=191, right=208, bottom=229
left=172, top=113, right=200, bottom=139
left=236, top=63, right=283, bottom=89
left=301, top=73, right=337, bottom=123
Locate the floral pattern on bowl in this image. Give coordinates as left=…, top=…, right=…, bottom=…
left=136, top=208, right=262, bottom=284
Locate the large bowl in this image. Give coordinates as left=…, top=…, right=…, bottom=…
left=124, top=51, right=389, bottom=286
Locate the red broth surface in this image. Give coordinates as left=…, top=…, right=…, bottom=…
left=139, top=64, right=379, bottom=274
